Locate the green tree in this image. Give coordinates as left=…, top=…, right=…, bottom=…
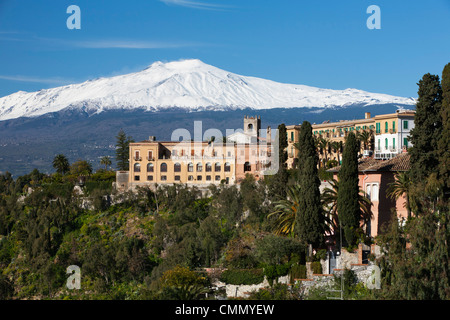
left=387, top=172, right=412, bottom=219
left=69, top=160, right=93, bottom=176
left=409, top=73, right=442, bottom=184
left=438, top=63, right=450, bottom=197
left=100, top=156, right=112, bottom=171
left=295, top=121, right=324, bottom=248
left=52, top=154, right=70, bottom=175
left=337, top=132, right=360, bottom=247
left=115, top=129, right=134, bottom=171
left=322, top=179, right=372, bottom=240
left=268, top=184, right=301, bottom=236
left=267, top=123, right=289, bottom=201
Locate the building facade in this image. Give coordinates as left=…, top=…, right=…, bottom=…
left=285, top=109, right=415, bottom=168
left=116, top=116, right=274, bottom=190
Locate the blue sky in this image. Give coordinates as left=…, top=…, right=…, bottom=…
left=0, top=0, right=449, bottom=98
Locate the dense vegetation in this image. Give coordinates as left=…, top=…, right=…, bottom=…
left=0, top=64, right=448, bottom=300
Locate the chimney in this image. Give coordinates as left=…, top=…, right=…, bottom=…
left=149, top=136, right=156, bottom=142
left=365, top=112, right=371, bottom=119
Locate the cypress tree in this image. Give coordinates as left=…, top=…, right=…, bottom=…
left=115, top=129, right=134, bottom=171
left=268, top=123, right=289, bottom=201
left=409, top=73, right=442, bottom=183
left=295, top=121, right=323, bottom=248
left=438, top=63, right=450, bottom=195
left=337, top=132, right=360, bottom=247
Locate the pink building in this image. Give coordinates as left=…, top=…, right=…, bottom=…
left=328, top=152, right=411, bottom=238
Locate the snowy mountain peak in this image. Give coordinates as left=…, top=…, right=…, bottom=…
left=0, top=59, right=416, bottom=121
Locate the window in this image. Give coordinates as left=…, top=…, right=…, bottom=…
left=385, top=138, right=388, bottom=149
left=206, top=175, right=211, bottom=181
left=403, top=120, right=408, bottom=130
left=291, top=132, right=294, bottom=141
left=134, top=175, right=140, bottom=181
left=377, top=139, right=380, bottom=151
left=244, top=162, right=251, bottom=172
left=392, top=121, right=396, bottom=132
left=393, top=138, right=396, bottom=149
left=160, top=163, right=167, bottom=172
left=147, top=163, right=154, bottom=172
left=134, top=150, right=140, bottom=160
left=188, top=175, right=194, bottom=181
left=206, top=163, right=212, bottom=172
left=147, top=175, right=153, bottom=181
left=174, top=163, right=181, bottom=172
left=188, top=162, right=194, bottom=172
left=404, top=137, right=409, bottom=148
left=375, top=123, right=380, bottom=134
left=215, top=175, right=221, bottom=181
left=366, top=183, right=379, bottom=201
left=196, top=163, right=203, bottom=172
left=385, top=122, right=388, bottom=133
left=215, top=162, right=221, bottom=172
left=134, top=163, right=141, bottom=172
left=148, top=151, right=153, bottom=160
left=174, top=175, right=180, bottom=181
left=197, top=176, right=202, bottom=181
left=161, top=175, right=167, bottom=181
left=227, top=151, right=232, bottom=157
left=224, top=162, right=231, bottom=172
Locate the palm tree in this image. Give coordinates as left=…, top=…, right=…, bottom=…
left=321, top=179, right=373, bottom=238
left=356, top=129, right=374, bottom=152
left=100, top=156, right=112, bottom=171
left=52, top=154, right=70, bottom=175
left=387, top=171, right=412, bottom=219
left=268, top=184, right=302, bottom=236
left=318, top=137, right=330, bottom=167
left=329, top=141, right=343, bottom=165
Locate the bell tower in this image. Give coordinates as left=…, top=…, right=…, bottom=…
left=244, top=115, right=261, bottom=139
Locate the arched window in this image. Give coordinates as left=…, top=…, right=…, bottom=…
left=205, top=162, right=212, bottom=172
left=215, top=162, right=221, bottom=172
left=174, top=163, right=181, bottom=172
left=147, top=163, right=154, bottom=172
left=224, top=162, right=231, bottom=172
left=244, top=162, right=251, bottom=172
left=385, top=122, right=388, bottom=133
left=160, top=163, right=167, bottom=172
left=134, top=163, right=141, bottom=172
left=248, top=123, right=253, bottom=131
left=385, top=138, right=388, bottom=149
left=188, top=162, right=194, bottom=172
left=196, top=163, right=203, bottom=172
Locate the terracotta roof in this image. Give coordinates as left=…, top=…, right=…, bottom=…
left=328, top=152, right=411, bottom=173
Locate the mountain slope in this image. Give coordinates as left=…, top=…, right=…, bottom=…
left=0, top=59, right=415, bottom=121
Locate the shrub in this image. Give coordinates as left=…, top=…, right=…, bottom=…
left=219, top=269, right=264, bottom=285
left=289, top=265, right=307, bottom=283
left=263, top=264, right=290, bottom=286
left=311, top=261, right=323, bottom=274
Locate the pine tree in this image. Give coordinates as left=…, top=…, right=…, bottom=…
left=337, top=132, right=360, bottom=247
left=409, top=73, right=442, bottom=183
left=295, top=121, right=324, bottom=248
left=438, top=63, right=450, bottom=195
left=115, top=129, right=134, bottom=171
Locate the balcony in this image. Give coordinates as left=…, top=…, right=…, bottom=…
left=134, top=156, right=142, bottom=161
left=146, top=157, right=155, bottom=161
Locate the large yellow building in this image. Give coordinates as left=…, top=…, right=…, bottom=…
left=286, top=109, right=415, bottom=168
left=116, top=117, right=275, bottom=190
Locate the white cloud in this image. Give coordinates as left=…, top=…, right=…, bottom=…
left=159, top=0, right=231, bottom=10
left=0, top=75, right=74, bottom=85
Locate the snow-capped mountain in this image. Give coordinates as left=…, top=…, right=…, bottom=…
left=0, top=59, right=415, bottom=121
